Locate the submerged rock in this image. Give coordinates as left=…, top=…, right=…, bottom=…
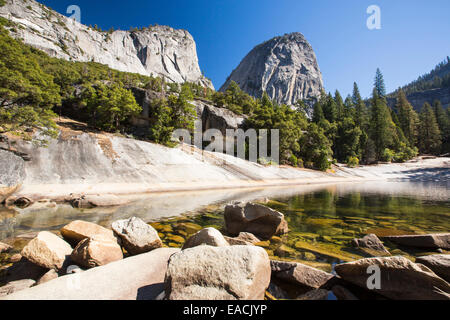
left=0, top=242, right=12, bottom=254
left=224, top=202, right=288, bottom=240
left=71, top=236, right=123, bottom=268
left=165, top=245, right=271, bottom=300
left=351, top=234, right=391, bottom=257
left=270, top=260, right=335, bottom=291
left=296, top=289, right=330, bottom=300
left=416, top=254, right=450, bottom=282
left=60, top=220, right=116, bottom=246
left=21, top=231, right=72, bottom=271
left=111, top=217, right=162, bottom=255
left=335, top=256, right=450, bottom=300
left=381, top=233, right=450, bottom=250
left=70, top=195, right=129, bottom=208
left=182, top=228, right=229, bottom=250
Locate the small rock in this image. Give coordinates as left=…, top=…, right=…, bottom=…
left=13, top=197, right=33, bottom=208
left=111, top=217, right=162, bottom=255
left=223, top=236, right=253, bottom=246
left=335, top=256, right=450, bottom=300
left=351, top=234, right=391, bottom=256
left=182, top=228, right=229, bottom=250
left=224, top=202, right=288, bottom=240
left=381, top=233, right=450, bottom=250
left=296, top=289, right=330, bottom=300
left=0, top=279, right=36, bottom=297
left=21, top=231, right=72, bottom=270
left=235, top=232, right=261, bottom=244
left=36, top=269, right=58, bottom=285
left=165, top=245, right=271, bottom=300
left=270, top=260, right=335, bottom=291
left=71, top=236, right=123, bottom=268
left=0, top=242, right=12, bottom=254
left=331, top=285, right=359, bottom=300
left=60, top=220, right=117, bottom=246
left=8, top=254, right=22, bottom=263
left=415, top=254, right=450, bottom=282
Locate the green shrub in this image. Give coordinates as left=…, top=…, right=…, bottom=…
left=346, top=156, right=359, bottom=168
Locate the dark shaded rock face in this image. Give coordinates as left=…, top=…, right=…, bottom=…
left=387, top=87, right=450, bottom=111
left=220, top=32, right=324, bottom=106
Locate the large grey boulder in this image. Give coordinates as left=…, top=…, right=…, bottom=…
left=165, top=245, right=271, bottom=300
left=112, top=217, right=162, bottom=255
left=2, top=248, right=179, bottom=300
left=416, top=254, right=450, bottom=282
left=60, top=220, right=117, bottom=246
left=381, top=233, right=450, bottom=250
left=0, top=149, right=25, bottom=203
left=335, top=256, right=450, bottom=300
left=182, top=228, right=229, bottom=250
left=270, top=260, right=335, bottom=291
left=220, top=32, right=323, bottom=107
left=71, top=236, right=123, bottom=268
left=224, top=202, right=288, bottom=240
left=21, top=231, right=72, bottom=271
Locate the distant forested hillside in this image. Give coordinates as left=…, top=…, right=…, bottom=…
left=390, top=57, right=450, bottom=96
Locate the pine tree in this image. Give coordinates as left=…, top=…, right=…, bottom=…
left=396, top=89, right=419, bottom=147
left=369, top=89, right=395, bottom=160
left=418, top=103, right=441, bottom=155
left=374, top=68, right=387, bottom=98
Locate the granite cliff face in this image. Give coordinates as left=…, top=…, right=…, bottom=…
left=220, top=32, right=323, bottom=106
left=0, top=0, right=213, bottom=88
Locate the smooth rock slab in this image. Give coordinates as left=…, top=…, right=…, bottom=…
left=60, top=220, right=116, bottom=246
left=0, top=279, right=35, bottom=297
left=165, top=245, right=271, bottom=300
left=381, top=233, right=450, bottom=250
left=21, top=231, right=72, bottom=270
left=112, top=217, right=162, bottom=255
left=2, top=248, right=179, bottom=300
left=270, top=260, right=335, bottom=291
left=182, top=227, right=229, bottom=250
left=71, top=236, right=123, bottom=268
left=224, top=202, right=288, bottom=240
left=335, top=256, right=450, bottom=300
left=416, top=254, right=450, bottom=282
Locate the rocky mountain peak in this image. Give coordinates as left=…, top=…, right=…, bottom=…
left=0, top=0, right=213, bottom=88
left=220, top=32, right=323, bottom=106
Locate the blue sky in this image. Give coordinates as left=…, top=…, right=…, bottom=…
left=38, top=0, right=450, bottom=99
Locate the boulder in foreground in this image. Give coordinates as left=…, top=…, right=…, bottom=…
left=60, top=220, right=116, bottom=246
left=0, top=279, right=35, bottom=297
left=20, top=231, right=72, bottom=270
left=224, top=202, right=288, bottom=240
left=415, top=254, right=450, bottom=283
left=71, top=236, right=123, bottom=268
left=381, top=233, right=450, bottom=250
left=112, top=217, right=162, bottom=255
left=335, top=256, right=450, bottom=300
left=182, top=227, right=229, bottom=249
left=2, top=248, right=179, bottom=300
left=165, top=245, right=271, bottom=300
